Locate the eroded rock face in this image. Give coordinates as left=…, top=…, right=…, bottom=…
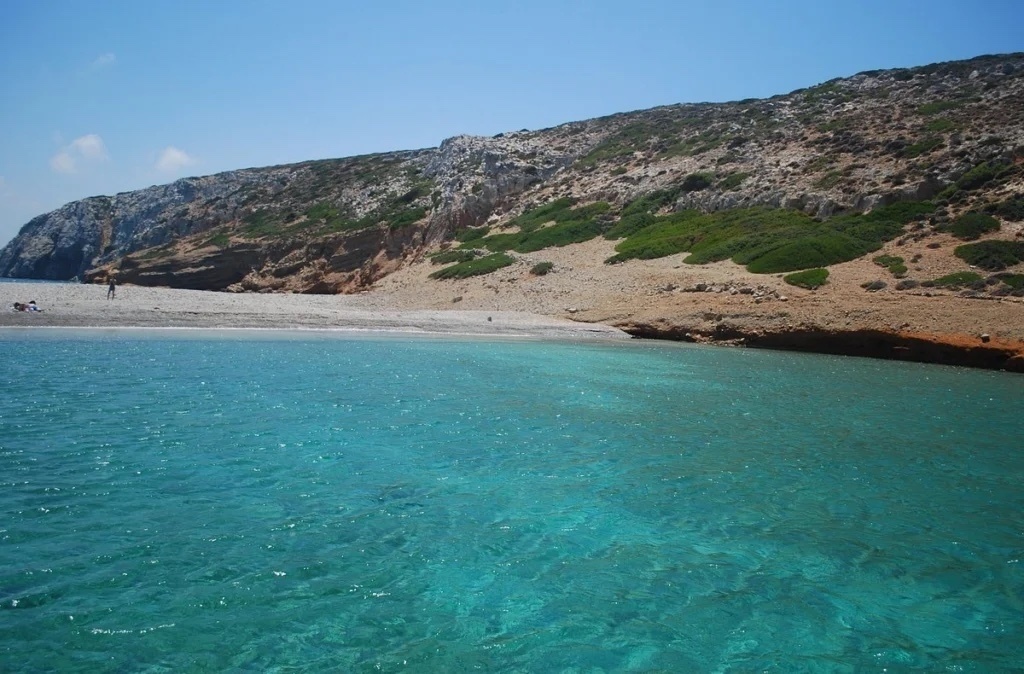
left=0, top=198, right=110, bottom=279
left=3, top=52, right=1024, bottom=290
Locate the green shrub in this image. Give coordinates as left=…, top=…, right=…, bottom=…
left=240, top=210, right=282, bottom=238
left=954, top=240, right=1024, bottom=270
left=818, top=118, right=851, bottom=132
left=204, top=233, right=230, bottom=248
left=610, top=166, right=628, bottom=176
left=930, top=271, right=984, bottom=287
left=429, top=253, right=515, bottom=280
left=784, top=268, right=829, bottom=289
left=509, top=197, right=577, bottom=232
left=956, top=162, right=1000, bottom=191
left=430, top=249, right=477, bottom=265
left=742, top=233, right=872, bottom=273
left=479, top=201, right=611, bottom=253
left=861, top=280, right=887, bottom=291
left=530, top=261, right=554, bottom=276
left=900, top=136, right=943, bottom=158
left=305, top=202, right=339, bottom=222
left=618, top=189, right=682, bottom=219
left=299, top=201, right=360, bottom=233
left=457, top=226, right=490, bottom=243
left=718, top=172, right=750, bottom=191
left=924, top=118, right=956, bottom=133
left=577, top=122, right=660, bottom=166
left=917, top=100, right=963, bottom=115
left=388, top=207, right=427, bottom=229
left=604, top=212, right=659, bottom=240
left=604, top=201, right=935, bottom=273
left=864, top=201, right=936, bottom=223
left=873, top=254, right=904, bottom=267
left=815, top=170, right=843, bottom=189
left=681, top=172, right=713, bottom=192
left=995, top=273, right=1024, bottom=290
left=948, top=212, right=1000, bottom=240
left=873, top=254, right=907, bottom=276
left=992, top=196, right=1024, bottom=221
left=395, top=184, right=428, bottom=204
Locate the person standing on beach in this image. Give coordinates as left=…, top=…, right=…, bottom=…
left=107, top=276, right=116, bottom=300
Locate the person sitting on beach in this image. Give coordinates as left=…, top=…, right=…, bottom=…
left=12, top=302, right=24, bottom=311
left=27, top=301, right=42, bottom=312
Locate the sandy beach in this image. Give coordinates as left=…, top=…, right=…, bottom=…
left=0, top=281, right=630, bottom=340
left=3, top=228, right=1024, bottom=371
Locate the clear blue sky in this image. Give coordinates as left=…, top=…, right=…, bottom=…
left=1, top=0, right=1022, bottom=246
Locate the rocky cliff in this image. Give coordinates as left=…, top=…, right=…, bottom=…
left=2, top=53, right=1023, bottom=295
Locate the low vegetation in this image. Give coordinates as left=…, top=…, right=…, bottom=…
left=430, top=249, right=477, bottom=265
left=990, top=196, right=1024, bottom=222
left=873, top=254, right=907, bottom=277
left=136, top=244, right=177, bottom=259
left=604, top=200, right=934, bottom=273
left=924, top=118, right=957, bottom=133
left=926, top=271, right=984, bottom=287
left=947, top=212, right=999, bottom=240
left=917, top=100, right=964, bottom=115
left=718, top=172, right=750, bottom=191
left=530, top=261, right=554, bottom=276
left=784, top=268, right=829, bottom=289
left=814, top=170, right=843, bottom=189
left=954, top=240, right=1024, bottom=270
left=474, top=200, right=612, bottom=253
left=240, top=210, right=282, bottom=238
left=429, top=253, right=515, bottom=280
left=939, top=161, right=1005, bottom=201
left=457, top=226, right=490, bottom=243
left=203, top=233, right=230, bottom=248
left=387, top=206, right=428, bottom=229
left=899, top=136, right=943, bottom=158
left=995, top=273, right=1024, bottom=290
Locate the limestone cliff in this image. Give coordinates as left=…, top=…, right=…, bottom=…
left=1, top=52, right=1022, bottom=293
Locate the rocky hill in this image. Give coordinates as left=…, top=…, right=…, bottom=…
left=2, top=53, right=1024, bottom=368
left=1, top=52, right=1020, bottom=288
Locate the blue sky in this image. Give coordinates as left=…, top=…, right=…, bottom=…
left=1, top=0, right=1022, bottom=247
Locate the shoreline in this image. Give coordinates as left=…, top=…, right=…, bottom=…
left=0, top=281, right=630, bottom=341
left=3, top=280, right=1023, bottom=372
left=617, top=322, right=1024, bottom=373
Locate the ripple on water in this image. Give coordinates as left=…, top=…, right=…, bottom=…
left=1, top=334, right=1023, bottom=671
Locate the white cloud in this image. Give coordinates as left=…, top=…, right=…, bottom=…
left=50, top=152, right=76, bottom=174
left=92, top=53, right=116, bottom=69
left=49, top=134, right=108, bottom=174
left=71, top=134, right=108, bottom=160
left=155, top=146, right=196, bottom=173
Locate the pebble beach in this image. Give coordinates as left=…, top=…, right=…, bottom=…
left=0, top=281, right=630, bottom=340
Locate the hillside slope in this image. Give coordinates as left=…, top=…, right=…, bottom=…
left=2, top=53, right=1023, bottom=368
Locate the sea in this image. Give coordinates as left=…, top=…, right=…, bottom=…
left=1, top=329, right=1022, bottom=672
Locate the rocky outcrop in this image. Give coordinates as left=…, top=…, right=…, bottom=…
left=422, top=133, right=576, bottom=241
left=3, top=52, right=1023, bottom=291
left=618, top=321, right=1024, bottom=372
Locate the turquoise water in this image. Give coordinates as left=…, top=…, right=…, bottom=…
left=1, top=330, right=1022, bottom=672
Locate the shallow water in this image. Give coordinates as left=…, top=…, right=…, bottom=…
left=1, top=331, right=1022, bottom=671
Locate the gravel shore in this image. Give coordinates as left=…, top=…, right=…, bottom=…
left=0, top=281, right=630, bottom=340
